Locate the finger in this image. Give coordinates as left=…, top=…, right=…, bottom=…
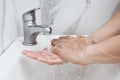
left=51, top=36, right=72, bottom=46
left=22, top=50, right=42, bottom=59
left=51, top=39, right=58, bottom=46
left=43, top=48, right=47, bottom=51
left=77, top=34, right=85, bottom=38
left=52, top=46, right=68, bottom=61
left=59, top=35, right=72, bottom=39
left=51, top=39, right=67, bottom=47
left=51, top=35, right=70, bottom=46
left=22, top=50, right=66, bottom=65
left=47, top=59, right=66, bottom=65
left=52, top=40, right=68, bottom=49
left=40, top=53, right=58, bottom=59
left=37, top=56, right=65, bottom=65
left=38, top=50, right=64, bottom=60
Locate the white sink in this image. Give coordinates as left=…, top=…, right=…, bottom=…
left=0, top=35, right=120, bottom=80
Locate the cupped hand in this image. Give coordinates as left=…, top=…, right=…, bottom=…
left=22, top=35, right=94, bottom=65
left=51, top=35, right=95, bottom=65
left=22, top=48, right=67, bottom=65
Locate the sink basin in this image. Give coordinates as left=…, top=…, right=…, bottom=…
left=0, top=35, right=120, bottom=80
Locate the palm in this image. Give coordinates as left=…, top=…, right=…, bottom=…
left=22, top=49, right=66, bottom=65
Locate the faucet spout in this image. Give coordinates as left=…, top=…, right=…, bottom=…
left=22, top=8, right=52, bottom=46
left=23, top=25, right=52, bottom=46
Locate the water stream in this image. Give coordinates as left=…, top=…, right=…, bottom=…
left=44, top=35, right=51, bottom=50
left=44, top=35, right=86, bottom=80
left=41, top=0, right=91, bottom=79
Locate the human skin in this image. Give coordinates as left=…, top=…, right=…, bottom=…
left=22, top=11, right=120, bottom=65
left=87, top=34, right=120, bottom=64
left=22, top=35, right=91, bottom=65
left=88, top=11, right=120, bottom=43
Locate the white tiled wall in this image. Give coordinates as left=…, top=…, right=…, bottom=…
left=0, top=0, right=40, bottom=54
left=0, top=0, right=3, bottom=54
left=14, top=0, right=120, bottom=35
left=52, top=0, right=120, bottom=34
left=0, top=0, right=6, bottom=54
left=14, top=0, right=40, bottom=36
left=0, top=0, right=120, bottom=54
left=3, top=0, right=19, bottom=51
left=75, top=0, right=120, bottom=34
left=0, top=0, right=19, bottom=54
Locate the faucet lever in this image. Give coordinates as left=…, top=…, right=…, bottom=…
left=22, top=8, right=40, bottom=22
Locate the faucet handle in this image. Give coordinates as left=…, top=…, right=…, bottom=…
left=22, top=8, right=40, bottom=22
left=45, top=27, right=52, bottom=34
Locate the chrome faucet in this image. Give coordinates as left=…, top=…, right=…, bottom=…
left=22, top=8, right=52, bottom=46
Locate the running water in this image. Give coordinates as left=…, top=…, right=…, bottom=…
left=48, top=65, right=69, bottom=80
left=44, top=35, right=69, bottom=80
left=40, top=0, right=91, bottom=79
left=44, top=35, right=52, bottom=50
left=44, top=35, right=85, bottom=80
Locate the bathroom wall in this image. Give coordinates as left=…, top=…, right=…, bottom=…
left=0, top=0, right=19, bottom=54
left=13, top=0, right=41, bottom=36
left=0, top=0, right=3, bottom=54
left=0, top=0, right=120, bottom=54
left=0, top=0, right=40, bottom=54
left=52, top=0, right=120, bottom=34
left=15, top=0, right=120, bottom=35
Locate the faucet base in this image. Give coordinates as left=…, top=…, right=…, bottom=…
left=23, top=42, right=37, bottom=46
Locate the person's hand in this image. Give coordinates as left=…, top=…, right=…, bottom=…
left=51, top=35, right=95, bottom=65
left=22, top=36, right=75, bottom=65
left=22, top=48, right=66, bottom=65
left=22, top=35, right=95, bottom=65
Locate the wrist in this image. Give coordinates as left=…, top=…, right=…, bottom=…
left=85, top=36, right=96, bottom=45
left=82, top=45, right=102, bottom=64
left=87, top=33, right=104, bottom=44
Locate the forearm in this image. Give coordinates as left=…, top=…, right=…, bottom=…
left=89, top=11, right=120, bottom=43
left=86, top=35, right=120, bottom=64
